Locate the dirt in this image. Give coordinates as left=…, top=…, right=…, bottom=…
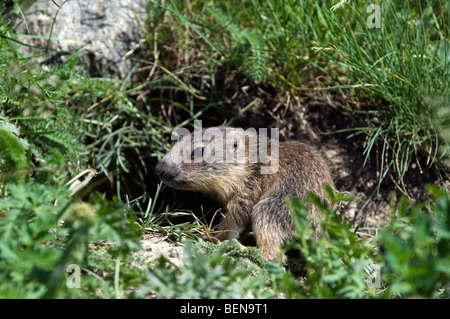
left=136, top=232, right=185, bottom=267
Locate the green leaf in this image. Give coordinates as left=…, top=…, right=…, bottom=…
left=0, top=128, right=28, bottom=183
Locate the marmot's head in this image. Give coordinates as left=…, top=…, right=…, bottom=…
left=155, top=127, right=278, bottom=201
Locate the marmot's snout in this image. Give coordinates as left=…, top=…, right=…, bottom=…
left=154, top=159, right=166, bottom=177
left=155, top=158, right=175, bottom=180
left=155, top=158, right=186, bottom=188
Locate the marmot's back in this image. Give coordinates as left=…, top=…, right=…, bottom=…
left=275, top=141, right=334, bottom=199
left=155, top=127, right=334, bottom=260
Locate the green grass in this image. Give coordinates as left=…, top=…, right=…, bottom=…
left=321, top=1, right=450, bottom=194
left=0, top=0, right=448, bottom=299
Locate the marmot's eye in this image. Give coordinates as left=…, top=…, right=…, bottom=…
left=191, top=147, right=205, bottom=160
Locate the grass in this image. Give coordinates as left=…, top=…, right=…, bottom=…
left=0, top=0, right=448, bottom=299
left=322, top=1, right=449, bottom=195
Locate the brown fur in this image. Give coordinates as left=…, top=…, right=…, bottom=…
left=155, top=127, right=334, bottom=261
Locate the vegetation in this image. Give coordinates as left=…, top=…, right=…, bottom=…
left=0, top=0, right=448, bottom=298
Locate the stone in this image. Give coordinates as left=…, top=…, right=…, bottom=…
left=14, top=0, right=148, bottom=78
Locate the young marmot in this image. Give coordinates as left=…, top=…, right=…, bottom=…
left=154, top=126, right=334, bottom=261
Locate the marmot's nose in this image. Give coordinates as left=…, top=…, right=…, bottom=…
left=154, top=161, right=164, bottom=176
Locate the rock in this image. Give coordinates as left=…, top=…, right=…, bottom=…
left=138, top=233, right=185, bottom=268
left=168, top=246, right=184, bottom=259
left=14, top=0, right=148, bottom=78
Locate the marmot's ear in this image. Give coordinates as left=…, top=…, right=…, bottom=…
left=171, top=127, right=191, bottom=143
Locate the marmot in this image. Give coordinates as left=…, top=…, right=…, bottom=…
left=154, top=126, right=334, bottom=261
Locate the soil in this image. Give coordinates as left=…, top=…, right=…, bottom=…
left=136, top=232, right=185, bottom=268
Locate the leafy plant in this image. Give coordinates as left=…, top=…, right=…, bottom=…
left=136, top=239, right=297, bottom=299
left=283, top=185, right=450, bottom=299
left=0, top=47, right=87, bottom=189
left=284, top=188, right=378, bottom=298
left=0, top=116, right=29, bottom=187
left=0, top=183, right=142, bottom=298
left=380, top=185, right=450, bottom=298
left=203, top=2, right=270, bottom=84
